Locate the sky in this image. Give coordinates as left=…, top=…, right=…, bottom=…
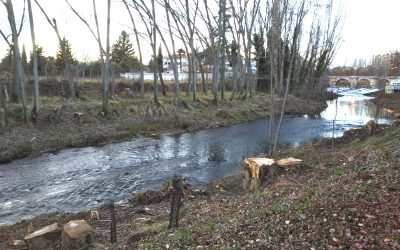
left=0, top=0, right=399, bottom=67
left=335, top=0, right=400, bottom=66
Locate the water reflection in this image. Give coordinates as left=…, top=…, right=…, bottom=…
left=321, top=88, right=392, bottom=136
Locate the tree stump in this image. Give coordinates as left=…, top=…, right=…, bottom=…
left=242, top=157, right=302, bottom=191
left=242, top=158, right=276, bottom=191
left=24, top=223, right=61, bottom=250
left=61, top=220, right=93, bottom=250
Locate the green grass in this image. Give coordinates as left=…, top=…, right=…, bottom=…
left=196, top=219, right=217, bottom=232
left=297, top=199, right=311, bottom=214
left=352, top=128, right=400, bottom=149
left=271, top=202, right=289, bottom=214
left=121, top=122, right=160, bottom=137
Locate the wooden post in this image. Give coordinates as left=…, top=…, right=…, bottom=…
left=104, top=200, right=117, bottom=243
left=169, top=175, right=183, bottom=229
left=0, top=108, right=5, bottom=128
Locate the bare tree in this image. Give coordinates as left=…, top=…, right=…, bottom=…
left=184, top=0, right=200, bottom=102
left=27, top=0, right=39, bottom=115
left=272, top=0, right=306, bottom=155
left=123, top=0, right=145, bottom=96
left=2, top=0, right=28, bottom=122
left=35, top=0, right=77, bottom=98
left=65, top=0, right=112, bottom=114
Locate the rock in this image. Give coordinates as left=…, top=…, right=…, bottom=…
left=61, top=220, right=93, bottom=250
left=12, top=239, right=26, bottom=246
left=24, top=223, right=61, bottom=250
left=90, top=211, right=99, bottom=220
left=134, top=217, right=152, bottom=224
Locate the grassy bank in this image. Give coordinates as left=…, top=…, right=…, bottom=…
left=0, top=121, right=399, bottom=249
left=0, top=80, right=329, bottom=163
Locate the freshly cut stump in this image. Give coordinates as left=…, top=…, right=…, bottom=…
left=24, top=223, right=61, bottom=250
left=243, top=157, right=303, bottom=191
left=243, top=158, right=276, bottom=191
left=61, top=220, right=93, bottom=250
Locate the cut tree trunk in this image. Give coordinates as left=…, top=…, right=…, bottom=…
left=24, top=223, right=61, bottom=250
left=242, top=157, right=302, bottom=191
left=61, top=220, right=93, bottom=250
left=242, top=158, right=276, bottom=191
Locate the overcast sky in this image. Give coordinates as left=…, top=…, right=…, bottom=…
left=0, top=0, right=399, bottom=67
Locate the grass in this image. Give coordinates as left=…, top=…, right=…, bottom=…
left=120, top=122, right=160, bottom=137
left=297, top=199, right=311, bottom=214
left=196, top=219, right=217, bottom=232
left=271, top=202, right=289, bottom=214
left=352, top=127, right=400, bottom=149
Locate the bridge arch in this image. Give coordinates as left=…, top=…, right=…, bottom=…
left=336, top=79, right=351, bottom=87
left=357, top=79, right=371, bottom=87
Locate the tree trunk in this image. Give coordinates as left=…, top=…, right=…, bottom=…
left=151, top=0, right=159, bottom=105
left=5, top=0, right=28, bottom=122
left=123, top=0, right=144, bottom=96
left=27, top=0, right=40, bottom=114
left=159, top=71, right=166, bottom=96
left=103, top=0, right=111, bottom=114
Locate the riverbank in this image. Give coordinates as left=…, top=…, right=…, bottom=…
left=370, top=91, right=400, bottom=114
left=1, top=121, right=399, bottom=249
left=0, top=90, right=332, bottom=163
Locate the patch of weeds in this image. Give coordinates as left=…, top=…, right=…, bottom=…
left=352, top=129, right=399, bottom=150
left=346, top=208, right=358, bottom=220
left=281, top=187, right=290, bottom=197
left=121, top=122, right=159, bottom=137
left=179, top=204, right=190, bottom=219
left=272, top=202, right=289, bottom=214
left=172, top=227, right=193, bottom=244
left=251, top=189, right=265, bottom=200
left=334, top=168, right=344, bottom=177
left=7, top=106, right=24, bottom=122
left=196, top=219, right=217, bottom=231
left=297, top=199, right=311, bottom=214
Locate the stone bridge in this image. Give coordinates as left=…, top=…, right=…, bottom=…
left=328, top=76, right=399, bottom=87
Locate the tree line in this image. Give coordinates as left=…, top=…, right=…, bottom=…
left=0, top=0, right=342, bottom=132
left=330, top=51, right=400, bottom=77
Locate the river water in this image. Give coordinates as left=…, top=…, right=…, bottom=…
left=0, top=88, right=393, bottom=226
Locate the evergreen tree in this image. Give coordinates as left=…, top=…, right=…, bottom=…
left=157, top=45, right=166, bottom=96
left=111, top=31, right=139, bottom=73
left=253, top=31, right=269, bottom=91
left=30, top=46, right=46, bottom=75
left=55, top=37, right=77, bottom=73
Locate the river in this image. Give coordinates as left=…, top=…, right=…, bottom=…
left=0, top=88, right=393, bottom=226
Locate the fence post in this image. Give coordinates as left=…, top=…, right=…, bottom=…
left=169, top=175, right=183, bottom=229
left=104, top=199, right=117, bottom=243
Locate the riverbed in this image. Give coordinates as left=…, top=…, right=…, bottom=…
left=0, top=88, right=393, bottom=226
